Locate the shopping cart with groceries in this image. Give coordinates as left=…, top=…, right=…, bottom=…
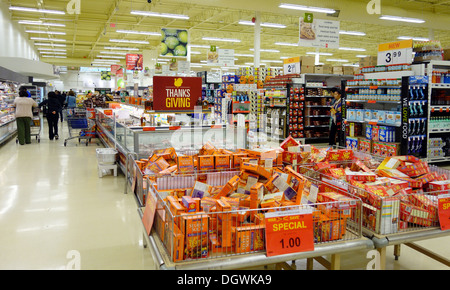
left=16, top=107, right=41, bottom=144
left=63, top=108, right=93, bottom=146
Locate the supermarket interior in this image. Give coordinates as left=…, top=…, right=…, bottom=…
left=1, top=0, right=450, bottom=271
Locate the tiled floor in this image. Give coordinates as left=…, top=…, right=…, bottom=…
left=0, top=120, right=448, bottom=270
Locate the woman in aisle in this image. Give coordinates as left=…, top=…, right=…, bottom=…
left=13, top=90, right=38, bottom=145
left=39, top=92, right=63, bottom=140
left=66, top=90, right=77, bottom=109
left=329, top=88, right=343, bottom=146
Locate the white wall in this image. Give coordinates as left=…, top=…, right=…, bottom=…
left=0, top=1, right=39, bottom=61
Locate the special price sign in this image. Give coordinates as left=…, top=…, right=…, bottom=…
left=265, top=208, right=314, bottom=257
left=153, top=76, right=202, bottom=111
left=377, top=39, right=413, bottom=66
left=438, top=194, right=450, bottom=231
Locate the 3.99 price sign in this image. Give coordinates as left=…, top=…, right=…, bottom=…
left=377, top=39, right=413, bottom=66
left=265, top=209, right=314, bottom=257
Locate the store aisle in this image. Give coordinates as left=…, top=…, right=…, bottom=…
left=0, top=121, right=155, bottom=270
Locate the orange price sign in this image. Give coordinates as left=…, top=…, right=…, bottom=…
left=438, top=194, right=450, bottom=231
left=265, top=208, right=314, bottom=257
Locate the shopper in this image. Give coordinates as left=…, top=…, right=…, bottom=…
left=56, top=90, right=66, bottom=122
left=39, top=92, right=63, bottom=140
left=66, top=90, right=77, bottom=109
left=329, top=88, right=343, bottom=146
left=13, top=90, right=38, bottom=145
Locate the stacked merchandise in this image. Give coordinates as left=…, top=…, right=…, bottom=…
left=288, top=86, right=305, bottom=139
left=137, top=139, right=362, bottom=261
left=235, top=67, right=282, bottom=88
left=413, top=41, right=443, bottom=62
left=298, top=153, right=447, bottom=235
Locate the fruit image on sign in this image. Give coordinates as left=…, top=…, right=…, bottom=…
left=161, top=28, right=188, bottom=57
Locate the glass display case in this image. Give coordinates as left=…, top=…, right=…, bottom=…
left=95, top=107, right=247, bottom=172
left=0, top=81, right=18, bottom=145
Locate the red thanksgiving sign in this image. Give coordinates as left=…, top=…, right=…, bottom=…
left=153, top=76, right=202, bottom=111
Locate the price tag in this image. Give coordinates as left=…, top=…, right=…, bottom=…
left=377, top=39, right=413, bottom=66
left=265, top=208, right=314, bottom=257
left=438, top=194, right=450, bottom=231
left=283, top=57, right=301, bottom=75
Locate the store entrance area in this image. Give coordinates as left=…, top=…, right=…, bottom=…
left=0, top=120, right=155, bottom=270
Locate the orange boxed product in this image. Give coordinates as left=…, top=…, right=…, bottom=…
left=200, top=196, right=216, bottom=212
left=169, top=224, right=185, bottom=262
left=250, top=182, right=264, bottom=209
left=177, top=155, right=194, bottom=173
left=159, top=165, right=177, bottom=175
left=214, top=155, right=231, bottom=169
left=234, top=224, right=265, bottom=254
left=191, top=181, right=212, bottom=198
left=198, top=155, right=215, bottom=171
left=182, top=212, right=209, bottom=259
left=200, top=141, right=216, bottom=155
left=182, top=196, right=197, bottom=212
left=215, top=200, right=232, bottom=247
left=146, top=156, right=170, bottom=174
left=232, top=153, right=248, bottom=168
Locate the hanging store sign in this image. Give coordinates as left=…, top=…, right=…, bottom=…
left=219, top=49, right=235, bottom=67
left=377, top=39, right=413, bottom=66
left=161, top=28, right=188, bottom=57
left=153, top=76, right=202, bottom=111
left=126, top=54, right=143, bottom=71
left=264, top=208, right=314, bottom=257
left=111, top=65, right=123, bottom=77
left=207, top=45, right=219, bottom=65
left=299, top=14, right=340, bottom=49
left=283, top=57, right=301, bottom=74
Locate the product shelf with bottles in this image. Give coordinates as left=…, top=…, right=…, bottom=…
left=426, top=60, right=450, bottom=162
left=343, top=75, right=428, bottom=158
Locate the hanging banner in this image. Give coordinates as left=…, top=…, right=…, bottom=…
left=126, top=54, right=143, bottom=71
left=100, top=71, right=111, bottom=81
left=299, top=14, right=340, bottom=49
left=111, top=65, right=123, bottom=77
left=219, top=49, right=235, bottom=67
left=207, top=45, right=219, bottom=65
left=377, top=39, right=413, bottom=66
left=153, top=76, right=202, bottom=111
left=161, top=28, right=188, bottom=57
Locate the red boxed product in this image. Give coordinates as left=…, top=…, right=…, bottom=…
left=428, top=180, right=450, bottom=193
left=325, top=149, right=354, bottom=162
left=280, top=136, right=300, bottom=150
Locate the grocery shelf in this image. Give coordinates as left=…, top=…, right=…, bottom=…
left=431, top=83, right=450, bottom=89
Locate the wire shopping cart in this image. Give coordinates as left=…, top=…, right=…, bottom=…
left=63, top=108, right=93, bottom=147
left=16, top=107, right=41, bottom=144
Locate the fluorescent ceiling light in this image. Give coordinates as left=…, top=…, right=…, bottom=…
left=99, top=51, right=127, bottom=55
left=339, top=30, right=366, bottom=36
left=104, top=46, right=139, bottom=51
left=202, top=37, right=241, bottom=43
left=109, top=39, right=149, bottom=44
left=35, top=43, right=66, bottom=47
left=116, top=29, right=161, bottom=36
left=250, top=48, right=280, bottom=53
left=18, top=20, right=65, bottom=27
left=261, top=60, right=283, bottom=63
left=94, top=59, right=120, bottom=62
left=235, top=53, right=254, bottom=57
left=379, top=15, right=425, bottom=24
left=190, top=44, right=216, bottom=48
left=343, top=64, right=359, bottom=67
left=26, top=30, right=66, bottom=35
left=398, top=36, right=430, bottom=41
left=306, top=52, right=333, bottom=56
left=130, top=10, right=189, bottom=20
left=42, top=55, right=67, bottom=58
left=274, top=42, right=298, bottom=47
left=356, top=55, right=368, bottom=58
left=238, top=20, right=286, bottom=28
left=31, top=37, right=66, bottom=42
left=40, top=52, right=67, bottom=55
left=96, top=55, right=125, bottom=59
left=245, top=62, right=267, bottom=66
left=279, top=3, right=336, bottom=14
left=190, top=51, right=201, bottom=55
left=38, top=48, right=66, bottom=52
left=339, top=47, right=366, bottom=52
left=9, top=6, right=65, bottom=15
left=326, top=58, right=349, bottom=62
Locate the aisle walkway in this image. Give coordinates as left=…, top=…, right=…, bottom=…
left=0, top=120, right=155, bottom=269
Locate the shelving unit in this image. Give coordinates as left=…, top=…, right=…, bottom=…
left=0, top=81, right=18, bottom=145
left=425, top=60, right=450, bottom=163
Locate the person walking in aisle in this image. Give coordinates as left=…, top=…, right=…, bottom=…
left=66, top=90, right=77, bottom=109
left=329, top=88, right=343, bottom=146
left=56, top=90, right=66, bottom=122
left=39, top=91, right=63, bottom=140
left=13, top=90, right=38, bottom=145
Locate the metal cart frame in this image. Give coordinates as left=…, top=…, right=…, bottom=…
left=16, top=107, right=41, bottom=144
left=63, top=108, right=92, bottom=146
